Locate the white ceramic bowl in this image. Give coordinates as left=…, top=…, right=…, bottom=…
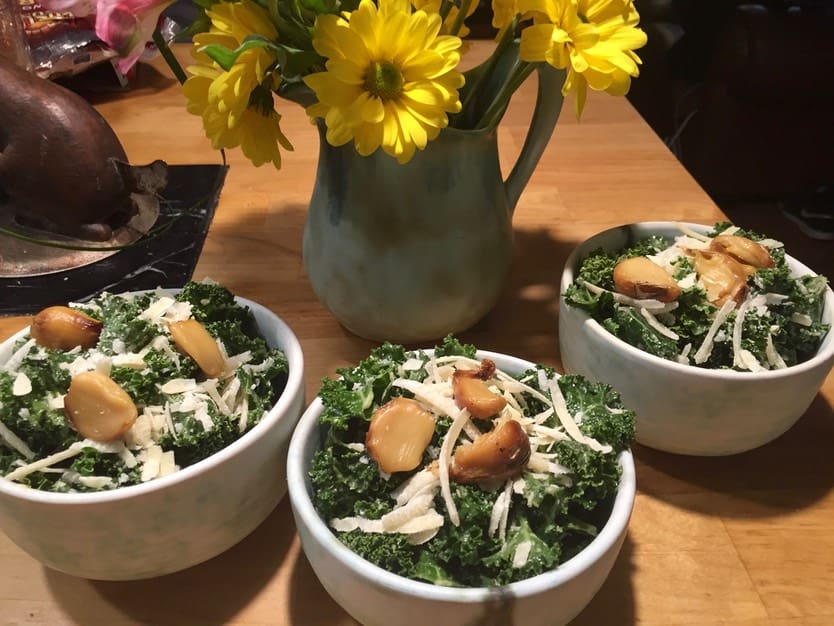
left=287, top=350, right=636, bottom=626
left=0, top=292, right=305, bottom=580
left=559, top=221, right=834, bottom=456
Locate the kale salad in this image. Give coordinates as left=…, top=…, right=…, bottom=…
left=564, top=222, right=830, bottom=370
left=309, top=336, right=634, bottom=587
left=0, top=281, right=288, bottom=492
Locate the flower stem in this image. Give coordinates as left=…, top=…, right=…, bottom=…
left=449, top=0, right=474, bottom=36
left=439, top=0, right=453, bottom=21
left=454, top=19, right=518, bottom=129
left=475, top=59, right=535, bottom=130
left=152, top=29, right=187, bottom=85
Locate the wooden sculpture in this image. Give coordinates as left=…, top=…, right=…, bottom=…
left=0, top=59, right=167, bottom=241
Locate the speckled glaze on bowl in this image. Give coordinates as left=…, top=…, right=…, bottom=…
left=559, top=221, right=834, bottom=456
left=287, top=350, right=636, bottom=626
left=0, top=293, right=305, bottom=580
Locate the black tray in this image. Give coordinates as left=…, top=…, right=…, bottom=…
left=0, top=164, right=228, bottom=316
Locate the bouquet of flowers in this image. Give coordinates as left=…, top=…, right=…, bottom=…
left=45, top=0, right=646, bottom=168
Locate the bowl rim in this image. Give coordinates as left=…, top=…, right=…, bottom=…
left=0, top=289, right=305, bottom=504
left=559, top=220, right=834, bottom=380
left=287, top=348, right=636, bottom=601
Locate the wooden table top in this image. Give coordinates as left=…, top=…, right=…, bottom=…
left=2, top=42, right=833, bottom=625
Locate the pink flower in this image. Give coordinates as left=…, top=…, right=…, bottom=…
left=41, top=0, right=172, bottom=73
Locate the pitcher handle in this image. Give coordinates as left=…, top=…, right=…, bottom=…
left=505, top=64, right=566, bottom=214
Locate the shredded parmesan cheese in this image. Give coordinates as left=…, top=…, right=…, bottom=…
left=677, top=272, right=697, bottom=289
left=693, top=299, right=735, bottom=364
left=791, top=312, right=813, bottom=327
left=438, top=407, right=471, bottom=527
left=138, top=445, right=164, bottom=482
left=497, top=479, right=513, bottom=542
left=512, top=541, right=533, bottom=569
left=676, top=223, right=711, bottom=242
left=11, top=372, right=32, bottom=396
left=392, top=378, right=457, bottom=418
left=488, top=481, right=512, bottom=538
left=0, top=418, right=35, bottom=459
left=541, top=371, right=612, bottom=453
left=765, top=333, right=787, bottom=369
left=159, top=378, right=197, bottom=395
left=111, top=353, right=147, bottom=369
left=237, top=395, right=249, bottom=433
left=75, top=475, right=116, bottom=489
left=2, top=339, right=36, bottom=373
left=577, top=279, right=678, bottom=313
left=381, top=493, right=435, bottom=531
left=732, top=299, right=750, bottom=370
left=640, top=307, right=679, bottom=340
left=400, top=358, right=425, bottom=371
left=4, top=441, right=88, bottom=482
left=392, top=468, right=439, bottom=506
left=200, top=380, right=230, bottom=415
left=329, top=517, right=384, bottom=533
left=329, top=465, right=443, bottom=541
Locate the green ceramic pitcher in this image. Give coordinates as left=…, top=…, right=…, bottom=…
left=303, top=64, right=565, bottom=343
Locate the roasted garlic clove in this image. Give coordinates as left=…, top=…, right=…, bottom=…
left=612, top=257, right=682, bottom=302
left=366, top=397, right=437, bottom=473
left=30, top=306, right=102, bottom=350
left=168, top=319, right=225, bottom=378
left=450, top=419, right=530, bottom=484
left=692, top=250, right=751, bottom=306
left=709, top=234, right=774, bottom=269
left=64, top=371, right=138, bottom=442
left=452, top=359, right=507, bottom=419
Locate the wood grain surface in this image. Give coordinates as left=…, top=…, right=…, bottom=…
left=1, top=42, right=832, bottom=626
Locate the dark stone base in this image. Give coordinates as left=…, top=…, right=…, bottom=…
left=0, top=164, right=227, bottom=315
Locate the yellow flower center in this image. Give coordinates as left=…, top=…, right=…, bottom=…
left=364, top=60, right=404, bottom=100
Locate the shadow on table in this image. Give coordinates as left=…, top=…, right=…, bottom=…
left=461, top=227, right=581, bottom=369
left=44, top=498, right=296, bottom=626
left=570, top=534, right=636, bottom=625
left=64, top=60, right=181, bottom=105
left=635, top=394, right=834, bottom=516
left=286, top=543, right=356, bottom=625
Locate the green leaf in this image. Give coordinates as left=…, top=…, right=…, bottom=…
left=602, top=306, right=679, bottom=360
left=482, top=517, right=560, bottom=585
left=273, top=43, right=323, bottom=78
left=412, top=552, right=463, bottom=587
left=455, top=39, right=521, bottom=129
left=200, top=37, right=278, bottom=72
left=176, top=14, right=212, bottom=41
left=434, top=334, right=477, bottom=359
left=196, top=44, right=237, bottom=71
left=298, top=0, right=335, bottom=13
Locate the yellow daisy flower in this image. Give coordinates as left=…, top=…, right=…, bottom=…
left=228, top=90, right=295, bottom=168
left=517, top=0, right=646, bottom=117
left=412, top=0, right=478, bottom=40
left=491, top=0, right=520, bottom=37
left=183, top=0, right=293, bottom=168
left=303, top=0, right=465, bottom=164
